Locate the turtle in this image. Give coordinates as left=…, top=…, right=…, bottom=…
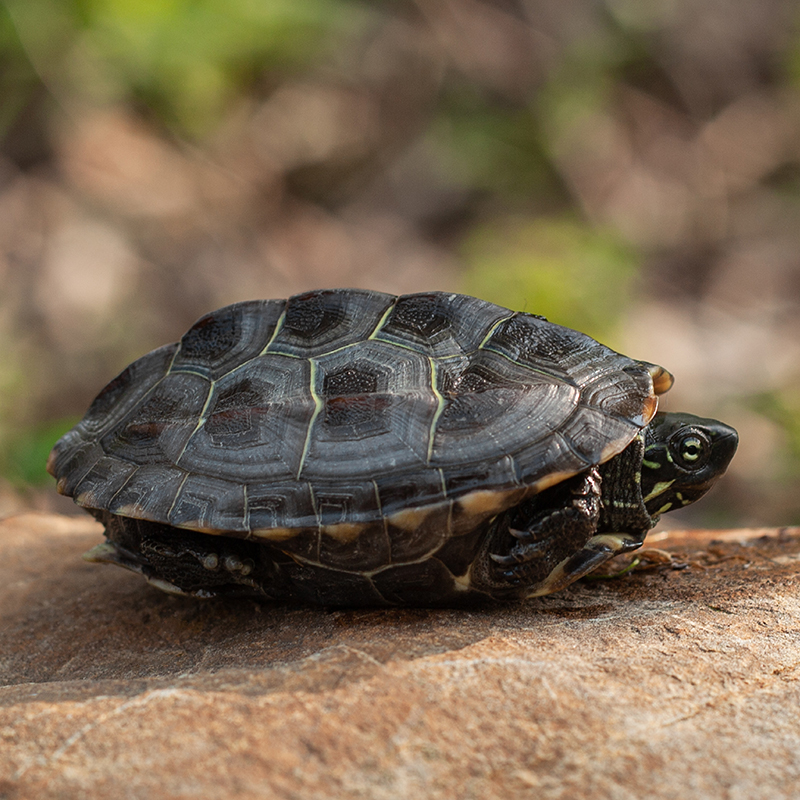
left=48, top=289, right=738, bottom=605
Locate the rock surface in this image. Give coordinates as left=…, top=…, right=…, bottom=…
left=2, top=513, right=800, bottom=799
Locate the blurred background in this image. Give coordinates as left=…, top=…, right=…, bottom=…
left=1, top=0, right=799, bottom=529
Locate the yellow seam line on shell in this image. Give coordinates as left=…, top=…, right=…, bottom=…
left=477, top=312, right=516, bottom=349
left=296, top=359, right=321, bottom=479
left=165, top=342, right=180, bottom=373
left=427, top=357, right=446, bottom=464
left=373, top=480, right=389, bottom=542
left=104, top=465, right=140, bottom=511
left=308, top=481, right=319, bottom=524
left=308, top=483, right=321, bottom=562
left=166, top=472, right=190, bottom=521
left=168, top=366, right=209, bottom=378
left=176, top=380, right=215, bottom=465
left=367, top=300, right=397, bottom=339
left=260, top=306, right=287, bottom=354
left=479, top=342, right=576, bottom=385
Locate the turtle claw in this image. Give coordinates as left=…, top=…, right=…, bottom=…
left=491, top=535, right=547, bottom=567
left=501, top=571, right=522, bottom=585
left=490, top=537, right=544, bottom=565
left=490, top=552, right=521, bottom=567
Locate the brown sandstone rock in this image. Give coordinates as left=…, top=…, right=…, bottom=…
left=2, top=513, right=800, bottom=799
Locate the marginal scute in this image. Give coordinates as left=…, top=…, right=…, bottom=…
left=52, top=442, right=106, bottom=498
left=45, top=448, right=58, bottom=478
left=250, top=527, right=298, bottom=542
left=387, top=506, right=433, bottom=532
left=531, top=469, right=581, bottom=493
left=640, top=394, right=659, bottom=426
left=646, top=363, right=674, bottom=395
left=321, top=523, right=365, bottom=543
left=388, top=501, right=451, bottom=563
left=113, top=502, right=156, bottom=522
left=106, top=465, right=186, bottom=522
left=71, top=460, right=134, bottom=516
left=598, top=436, right=635, bottom=465
left=169, top=474, right=247, bottom=533
left=458, top=488, right=525, bottom=519
left=173, top=521, right=225, bottom=536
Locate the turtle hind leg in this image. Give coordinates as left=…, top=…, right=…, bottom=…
left=472, top=467, right=637, bottom=599
left=95, top=512, right=290, bottom=600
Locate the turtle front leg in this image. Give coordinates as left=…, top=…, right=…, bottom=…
left=512, top=530, right=645, bottom=598
left=472, top=468, right=644, bottom=599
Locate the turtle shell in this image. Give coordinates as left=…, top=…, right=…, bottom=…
left=49, top=290, right=663, bottom=594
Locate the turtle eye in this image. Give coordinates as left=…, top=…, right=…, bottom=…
left=670, top=431, right=711, bottom=469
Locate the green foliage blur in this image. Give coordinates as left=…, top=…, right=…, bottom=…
left=2, top=419, right=79, bottom=487
left=462, top=216, right=639, bottom=344
left=2, top=0, right=367, bottom=138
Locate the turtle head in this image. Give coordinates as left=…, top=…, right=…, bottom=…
left=640, top=412, right=738, bottom=519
